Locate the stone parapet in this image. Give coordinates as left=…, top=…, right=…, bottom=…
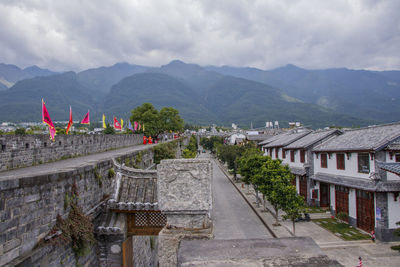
left=0, top=134, right=143, bottom=171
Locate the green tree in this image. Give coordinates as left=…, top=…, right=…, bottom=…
left=159, top=107, right=184, bottom=132
left=217, top=145, right=244, bottom=180
left=200, top=136, right=224, bottom=153
left=15, top=128, right=26, bottom=135
left=258, top=159, right=295, bottom=225
left=238, top=149, right=266, bottom=200
left=130, top=103, right=161, bottom=136
left=282, top=185, right=306, bottom=235
left=103, top=123, right=115, bottom=134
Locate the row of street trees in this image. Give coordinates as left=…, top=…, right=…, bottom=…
left=237, top=147, right=305, bottom=234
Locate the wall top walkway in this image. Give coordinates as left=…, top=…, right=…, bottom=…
left=0, top=143, right=156, bottom=182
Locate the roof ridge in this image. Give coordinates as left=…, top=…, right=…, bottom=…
left=342, top=121, right=400, bottom=132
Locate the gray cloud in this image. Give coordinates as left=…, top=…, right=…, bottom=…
left=0, top=0, right=399, bottom=71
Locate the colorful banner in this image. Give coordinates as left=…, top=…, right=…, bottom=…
left=81, top=110, right=90, bottom=124
left=42, top=99, right=55, bottom=129
left=66, top=106, right=73, bottom=134
left=134, top=121, right=138, bottom=131
left=138, top=123, right=141, bottom=131
left=102, top=114, right=106, bottom=128
left=49, top=125, right=56, bottom=141
left=128, top=120, right=134, bottom=132
left=121, top=119, right=124, bottom=129
left=114, top=116, right=121, bottom=130
left=143, top=123, right=145, bottom=131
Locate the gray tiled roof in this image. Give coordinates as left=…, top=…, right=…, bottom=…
left=285, top=129, right=340, bottom=149
left=313, top=123, right=400, bottom=152
left=289, top=166, right=307, bottom=176
left=377, top=161, right=400, bottom=175
left=386, top=140, right=400, bottom=150
left=262, top=130, right=312, bottom=148
left=247, top=134, right=276, bottom=141
left=312, top=172, right=400, bottom=192
left=108, top=167, right=159, bottom=211
left=259, top=132, right=289, bottom=145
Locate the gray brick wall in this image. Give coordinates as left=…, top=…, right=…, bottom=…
left=0, top=147, right=153, bottom=267
left=0, top=134, right=143, bottom=171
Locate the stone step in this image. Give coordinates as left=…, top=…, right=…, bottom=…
left=318, top=240, right=372, bottom=248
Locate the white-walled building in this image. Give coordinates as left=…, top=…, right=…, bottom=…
left=258, top=123, right=400, bottom=241
left=311, top=123, right=400, bottom=241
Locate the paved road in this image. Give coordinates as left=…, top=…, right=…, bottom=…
left=198, top=152, right=272, bottom=240
left=0, top=143, right=157, bottom=181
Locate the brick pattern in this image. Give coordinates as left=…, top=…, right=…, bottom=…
left=0, top=134, right=143, bottom=171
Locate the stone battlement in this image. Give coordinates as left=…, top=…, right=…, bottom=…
left=0, top=134, right=143, bottom=171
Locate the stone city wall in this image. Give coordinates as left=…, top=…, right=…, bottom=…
left=0, top=134, right=143, bottom=171
left=0, top=147, right=153, bottom=267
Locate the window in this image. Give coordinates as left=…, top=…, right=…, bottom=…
left=290, top=150, right=295, bottom=162
left=396, top=153, right=400, bottom=162
left=358, top=153, right=370, bottom=173
left=321, top=153, right=328, bottom=168
left=300, top=150, right=305, bottom=163
left=25, top=143, right=29, bottom=149
left=336, top=153, right=345, bottom=170
left=282, top=149, right=286, bottom=159
left=1, top=144, right=5, bottom=151
left=275, top=148, right=279, bottom=158
left=44, top=142, right=47, bottom=147
left=269, top=148, right=272, bottom=157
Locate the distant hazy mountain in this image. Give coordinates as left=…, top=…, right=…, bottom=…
left=0, top=72, right=95, bottom=122
left=77, top=62, right=149, bottom=96
left=0, top=60, right=390, bottom=128
left=0, top=63, right=56, bottom=89
left=106, top=62, right=373, bottom=128
left=206, top=64, right=400, bottom=122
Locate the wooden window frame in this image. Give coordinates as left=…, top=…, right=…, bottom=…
left=282, top=149, right=286, bottom=159
left=358, top=153, right=370, bottom=173
left=336, top=153, right=345, bottom=170
left=275, top=148, right=279, bottom=159
left=395, top=153, right=400, bottom=162
left=290, top=150, right=295, bottom=162
left=300, top=150, right=305, bottom=163
left=321, top=153, right=328, bottom=168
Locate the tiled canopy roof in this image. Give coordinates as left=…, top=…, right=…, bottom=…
left=108, top=167, right=159, bottom=211
left=377, top=161, right=400, bottom=176
left=312, top=173, right=400, bottom=192
left=313, top=123, right=400, bottom=152
left=285, top=129, right=340, bottom=149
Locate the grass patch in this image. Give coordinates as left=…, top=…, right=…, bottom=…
left=313, top=218, right=370, bottom=241
left=391, top=245, right=400, bottom=251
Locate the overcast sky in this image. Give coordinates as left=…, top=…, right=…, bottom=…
left=0, top=0, right=399, bottom=71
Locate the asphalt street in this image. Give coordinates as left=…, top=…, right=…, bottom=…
left=198, top=152, right=272, bottom=240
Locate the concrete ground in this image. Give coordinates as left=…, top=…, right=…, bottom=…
left=0, top=142, right=157, bottom=181
left=210, top=153, right=400, bottom=267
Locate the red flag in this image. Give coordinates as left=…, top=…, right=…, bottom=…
left=49, top=125, right=56, bottom=141
left=66, top=106, right=73, bottom=134
left=81, top=110, right=90, bottom=124
left=42, top=99, right=55, bottom=129
left=114, top=116, right=121, bottom=130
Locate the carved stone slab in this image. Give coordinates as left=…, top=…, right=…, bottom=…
left=157, top=159, right=212, bottom=212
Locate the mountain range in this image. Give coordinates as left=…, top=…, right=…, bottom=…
left=0, top=60, right=399, bottom=128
